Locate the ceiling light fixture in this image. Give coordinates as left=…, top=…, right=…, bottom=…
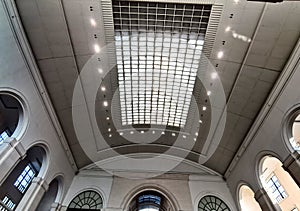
left=90, top=18, right=96, bottom=26
left=152, top=131, right=155, bottom=134
left=195, top=132, right=198, bottom=136
left=130, top=131, right=134, bottom=134
left=194, top=138, right=197, bottom=141
left=103, top=101, right=108, bottom=107
left=109, top=134, right=112, bottom=137
left=172, top=133, right=176, bottom=136
left=225, top=26, right=231, bottom=32
left=199, top=120, right=203, bottom=123
left=101, top=86, right=106, bottom=92
left=140, top=131, right=144, bottom=134
left=217, top=51, right=224, bottom=59
left=211, top=72, right=218, bottom=79
left=207, top=91, right=211, bottom=96
left=183, top=135, right=186, bottom=139
left=108, top=128, right=111, bottom=132
left=202, top=106, right=207, bottom=111
left=106, top=116, right=110, bottom=120
left=162, top=131, right=165, bottom=135
left=94, top=44, right=100, bottom=53
left=98, top=68, right=103, bottom=74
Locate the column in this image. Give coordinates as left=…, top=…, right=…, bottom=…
left=254, top=188, right=279, bottom=211
left=283, top=151, right=300, bottom=187
left=16, top=177, right=49, bottom=211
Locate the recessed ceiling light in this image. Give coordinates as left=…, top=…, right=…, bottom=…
left=109, top=134, right=112, bottom=138
left=211, top=72, right=218, bottom=79
left=94, top=44, right=100, bottom=53
left=101, top=86, right=106, bottom=92
left=248, top=38, right=252, bottom=43
left=195, top=132, right=198, bottom=136
left=199, top=120, right=203, bottom=123
left=183, top=135, right=186, bottom=139
left=234, top=0, right=239, bottom=3
left=161, top=131, right=165, bottom=135
left=130, top=131, right=134, bottom=134
left=194, top=138, right=197, bottom=141
left=172, top=133, right=176, bottom=136
left=98, top=68, right=103, bottom=74
left=202, top=106, right=207, bottom=111
left=141, top=131, right=144, bottom=134
left=217, top=51, right=224, bottom=59
left=152, top=131, right=155, bottom=134
left=90, top=18, right=96, bottom=26
left=103, top=101, right=108, bottom=107
left=106, top=116, right=110, bottom=120
left=108, top=128, right=111, bottom=132
left=225, top=26, right=231, bottom=32
left=119, top=132, right=123, bottom=135
left=207, top=91, right=211, bottom=96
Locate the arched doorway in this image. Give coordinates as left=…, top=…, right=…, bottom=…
left=0, top=146, right=46, bottom=210
left=67, top=190, right=103, bottom=210
left=36, top=178, right=60, bottom=211
left=239, top=185, right=261, bottom=211
left=259, top=156, right=300, bottom=210
left=128, top=191, right=174, bottom=211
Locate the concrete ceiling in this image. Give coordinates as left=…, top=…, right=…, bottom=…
left=15, top=0, right=300, bottom=174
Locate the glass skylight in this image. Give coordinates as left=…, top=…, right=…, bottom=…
left=113, top=1, right=211, bottom=127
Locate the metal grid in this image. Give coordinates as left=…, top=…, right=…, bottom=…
left=198, top=195, right=230, bottom=211
left=68, top=190, right=103, bottom=210
left=113, top=1, right=211, bottom=127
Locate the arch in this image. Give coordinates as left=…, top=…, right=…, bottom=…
left=67, top=190, right=103, bottom=210
left=0, top=145, right=47, bottom=210
left=36, top=177, right=60, bottom=211
left=198, top=195, right=230, bottom=211
left=282, top=104, right=300, bottom=153
left=258, top=155, right=300, bottom=210
left=121, top=183, right=180, bottom=211
left=26, top=141, right=50, bottom=179
left=0, top=89, right=28, bottom=144
left=237, top=183, right=262, bottom=211
left=255, top=150, right=282, bottom=189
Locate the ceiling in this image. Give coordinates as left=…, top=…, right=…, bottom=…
left=15, top=0, right=300, bottom=174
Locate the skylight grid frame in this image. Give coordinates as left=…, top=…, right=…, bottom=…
left=113, top=1, right=211, bottom=127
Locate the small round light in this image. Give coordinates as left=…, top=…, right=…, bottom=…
left=98, top=68, right=103, bottom=74
left=199, top=120, right=203, bottom=123
left=202, top=106, right=207, bottom=111
left=152, top=131, right=155, bottom=134
left=90, top=18, right=96, bottom=26
left=101, top=86, right=106, bottom=92
left=225, top=26, right=231, bottom=32
left=217, top=51, right=224, bottom=59
left=211, top=72, right=218, bottom=79
left=109, top=134, right=112, bottom=138
left=161, top=131, right=165, bottom=135
left=130, top=131, right=134, bottom=134
left=94, top=44, right=100, bottom=53
left=106, top=116, right=110, bottom=120
left=103, top=101, right=108, bottom=107
left=141, top=131, right=144, bottom=134
left=108, top=128, right=111, bottom=132
left=207, top=91, right=211, bottom=96
left=172, top=133, right=176, bottom=136
left=183, top=135, right=186, bottom=139
left=194, top=138, right=197, bottom=141
left=195, top=132, right=198, bottom=136
left=119, top=132, right=123, bottom=136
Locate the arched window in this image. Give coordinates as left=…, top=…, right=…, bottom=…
left=259, top=156, right=300, bottom=210
left=0, top=146, right=46, bottom=210
left=0, top=93, right=23, bottom=145
left=290, top=114, right=300, bottom=151
left=127, top=191, right=174, bottom=211
left=198, top=195, right=230, bottom=211
left=239, top=185, right=261, bottom=211
left=68, top=190, right=103, bottom=210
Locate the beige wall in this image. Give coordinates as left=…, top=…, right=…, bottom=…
left=261, top=157, right=300, bottom=211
